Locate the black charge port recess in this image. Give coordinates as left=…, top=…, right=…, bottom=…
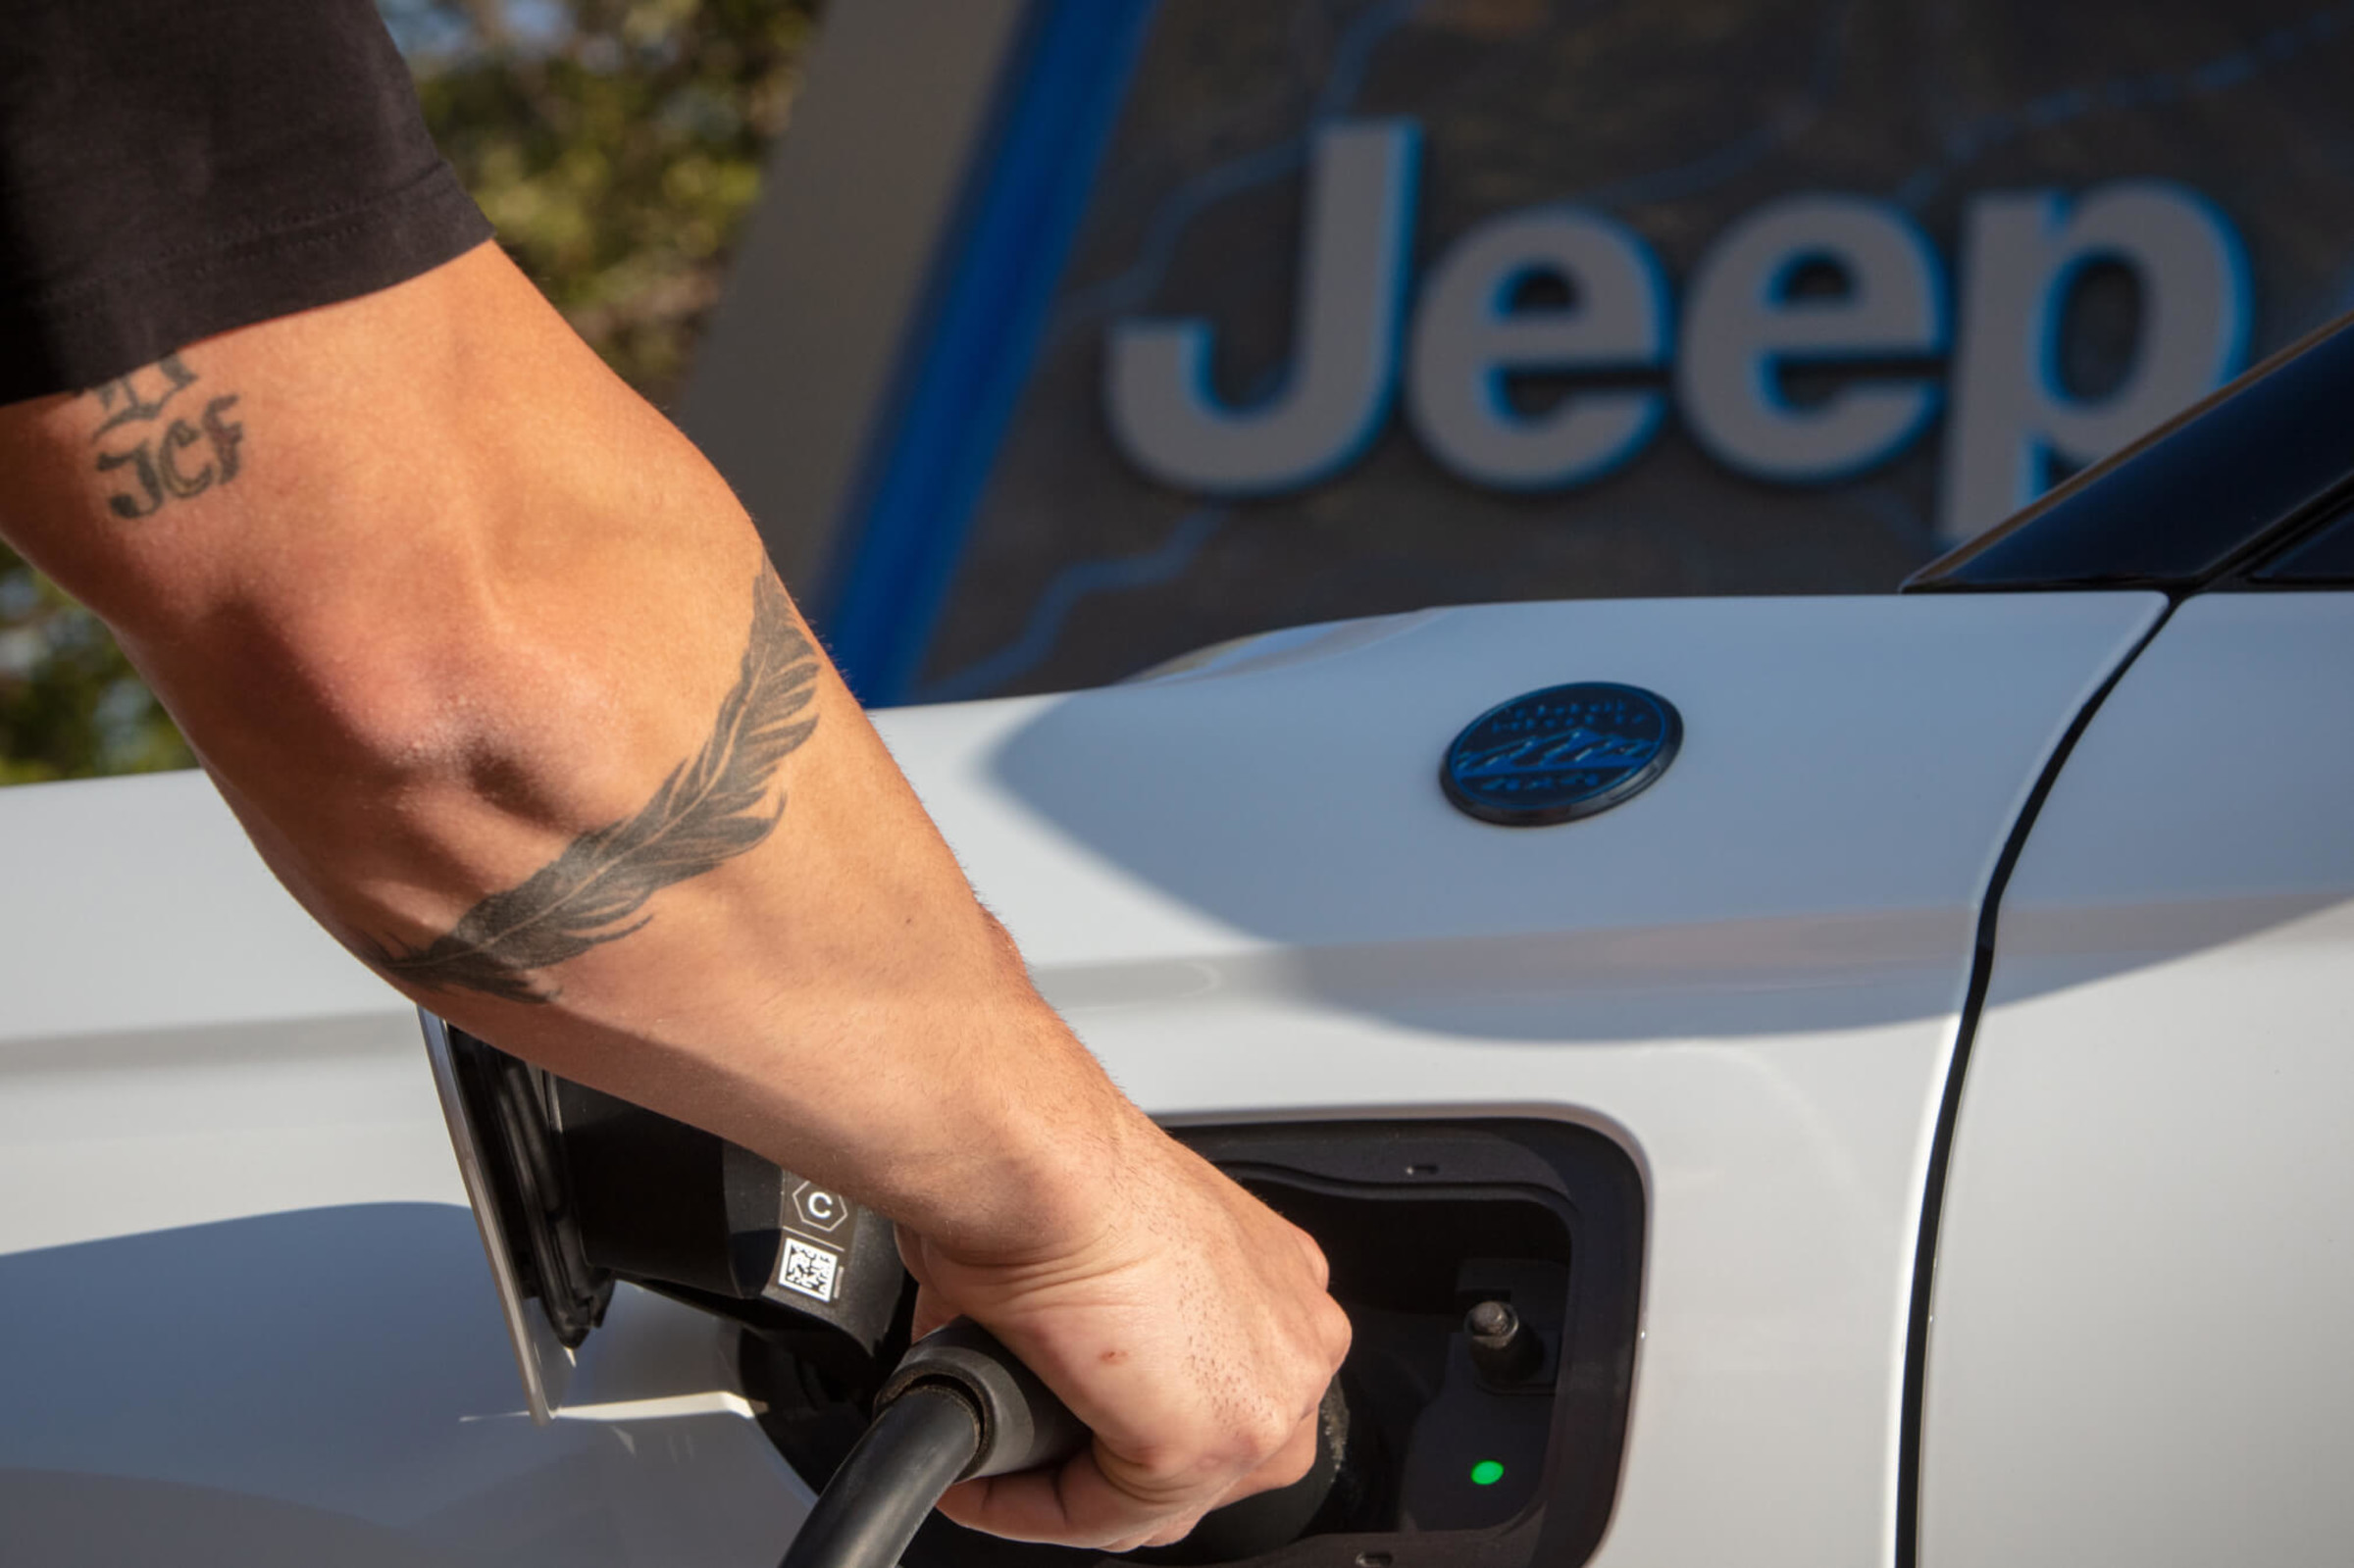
left=749, top=1120, right=1643, bottom=1568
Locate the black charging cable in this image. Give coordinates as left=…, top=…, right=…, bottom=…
left=778, top=1385, right=979, bottom=1568
left=780, top=1320, right=1352, bottom=1568
left=780, top=1320, right=1087, bottom=1568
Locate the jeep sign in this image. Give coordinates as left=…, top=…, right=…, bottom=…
left=1107, top=121, right=2250, bottom=542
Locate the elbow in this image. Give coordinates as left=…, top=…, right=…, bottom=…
left=142, top=573, right=657, bottom=856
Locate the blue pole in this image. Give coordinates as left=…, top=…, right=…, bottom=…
left=816, top=0, right=1157, bottom=705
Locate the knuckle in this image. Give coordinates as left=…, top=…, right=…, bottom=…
left=1242, top=1404, right=1298, bottom=1462
left=1110, top=1439, right=1187, bottom=1489
left=1110, top=1439, right=1229, bottom=1506
left=1292, top=1226, right=1332, bottom=1290
left=1317, top=1296, right=1354, bottom=1364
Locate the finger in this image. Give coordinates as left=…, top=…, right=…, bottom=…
left=893, top=1223, right=936, bottom=1291
left=906, top=1284, right=955, bottom=1340
left=932, top=1446, right=1192, bottom=1551
left=1291, top=1224, right=1332, bottom=1291
left=1119, top=1407, right=1322, bottom=1552
left=1315, top=1290, right=1355, bottom=1367
left=1140, top=1511, right=1210, bottom=1548
left=1204, top=1404, right=1321, bottom=1513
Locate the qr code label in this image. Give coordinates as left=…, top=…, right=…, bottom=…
left=779, top=1238, right=841, bottom=1303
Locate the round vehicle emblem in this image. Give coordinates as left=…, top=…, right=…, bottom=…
left=1441, top=682, right=1681, bottom=827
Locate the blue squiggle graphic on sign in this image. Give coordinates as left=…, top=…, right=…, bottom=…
left=916, top=506, right=1230, bottom=703
left=1892, top=3, right=2354, bottom=209
left=938, top=0, right=2354, bottom=702
left=1049, top=0, right=1428, bottom=346
left=1575, top=0, right=1859, bottom=212
left=928, top=0, right=1426, bottom=700
left=1051, top=141, right=1310, bottom=341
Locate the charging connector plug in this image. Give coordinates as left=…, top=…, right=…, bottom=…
left=779, top=1321, right=1086, bottom=1568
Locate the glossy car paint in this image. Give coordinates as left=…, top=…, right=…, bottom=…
left=0, top=781, right=809, bottom=1565
left=1921, top=593, right=2354, bottom=1567
left=891, top=592, right=2158, bottom=1568
left=0, top=592, right=2160, bottom=1565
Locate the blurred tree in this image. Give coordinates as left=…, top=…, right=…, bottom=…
left=390, top=0, right=821, bottom=402
left=0, top=546, right=194, bottom=785
left=0, top=0, right=821, bottom=785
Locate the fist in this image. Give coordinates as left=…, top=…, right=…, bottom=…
left=896, top=1126, right=1352, bottom=1551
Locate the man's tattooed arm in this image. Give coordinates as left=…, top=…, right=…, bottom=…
left=85, top=351, right=246, bottom=519
left=372, top=573, right=819, bottom=1003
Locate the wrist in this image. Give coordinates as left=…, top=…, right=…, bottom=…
left=920, top=1011, right=1157, bottom=1266
left=908, top=918, right=1158, bottom=1264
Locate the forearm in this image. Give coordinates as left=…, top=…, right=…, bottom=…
left=0, top=244, right=1137, bottom=1255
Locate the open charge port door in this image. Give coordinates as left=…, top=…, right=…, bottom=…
left=744, top=1120, right=1644, bottom=1568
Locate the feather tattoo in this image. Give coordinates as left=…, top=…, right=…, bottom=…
left=375, top=573, right=819, bottom=1003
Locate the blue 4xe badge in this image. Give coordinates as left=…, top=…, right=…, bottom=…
left=1442, top=683, right=1681, bottom=826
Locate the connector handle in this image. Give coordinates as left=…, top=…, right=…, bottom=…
left=875, top=1319, right=1091, bottom=1481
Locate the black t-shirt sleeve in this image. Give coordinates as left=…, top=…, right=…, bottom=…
left=0, top=0, right=493, bottom=405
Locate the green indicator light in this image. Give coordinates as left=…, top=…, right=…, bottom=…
left=1469, top=1460, right=1506, bottom=1487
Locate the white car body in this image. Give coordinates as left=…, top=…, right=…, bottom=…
left=5, top=335, right=2352, bottom=1566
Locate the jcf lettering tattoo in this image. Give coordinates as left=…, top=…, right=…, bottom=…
left=373, top=574, right=821, bottom=1004
left=86, top=352, right=245, bottom=519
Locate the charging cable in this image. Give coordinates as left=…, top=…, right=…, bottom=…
left=779, top=1320, right=1086, bottom=1568
left=781, top=1320, right=1350, bottom=1568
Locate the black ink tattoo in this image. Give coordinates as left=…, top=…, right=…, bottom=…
left=374, top=574, right=820, bottom=1004
left=84, top=353, right=244, bottom=519
left=90, top=352, right=196, bottom=436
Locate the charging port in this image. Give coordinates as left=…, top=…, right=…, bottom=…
left=744, top=1119, right=1642, bottom=1568
left=427, top=1021, right=1642, bottom=1567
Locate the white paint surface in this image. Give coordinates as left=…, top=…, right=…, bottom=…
left=885, top=592, right=2157, bottom=1568
left=0, top=592, right=2162, bottom=1566
left=1922, top=593, right=2354, bottom=1568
